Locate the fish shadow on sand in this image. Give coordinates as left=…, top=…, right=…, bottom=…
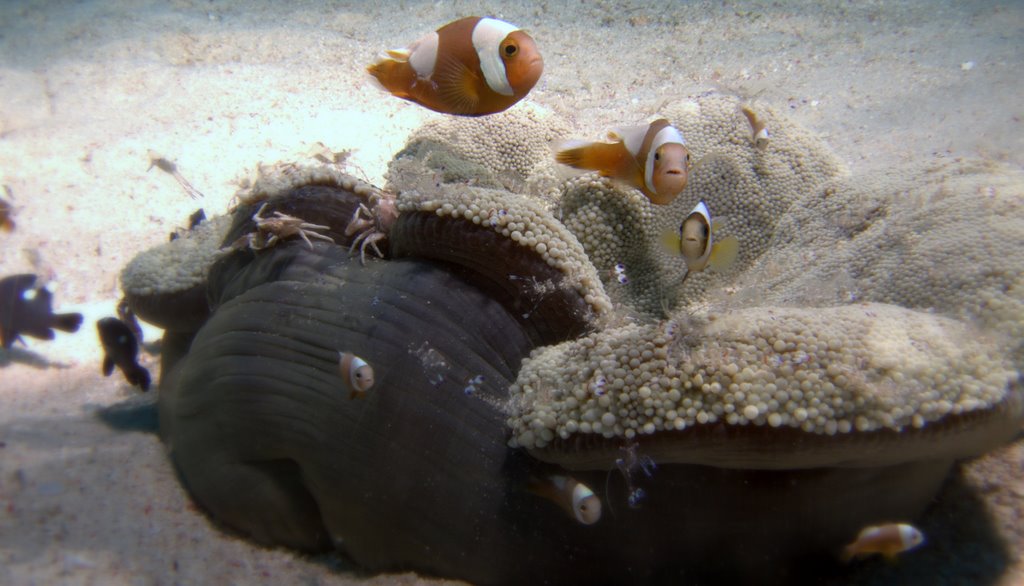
left=0, top=346, right=74, bottom=369
left=94, top=393, right=159, bottom=434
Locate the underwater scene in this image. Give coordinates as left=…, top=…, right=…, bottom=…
left=0, top=1, right=1022, bottom=584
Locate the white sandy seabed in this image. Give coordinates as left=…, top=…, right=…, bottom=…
left=0, top=1, right=1021, bottom=585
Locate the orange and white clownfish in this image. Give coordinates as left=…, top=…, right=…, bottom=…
left=339, top=351, right=375, bottom=399
left=661, top=200, right=739, bottom=279
left=555, top=119, right=691, bottom=205
left=841, top=522, right=925, bottom=562
left=366, top=16, right=543, bottom=116
left=739, top=104, right=770, bottom=149
left=527, top=474, right=602, bottom=525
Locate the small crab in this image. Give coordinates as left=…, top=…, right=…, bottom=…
left=345, top=189, right=397, bottom=265
left=229, top=202, right=335, bottom=252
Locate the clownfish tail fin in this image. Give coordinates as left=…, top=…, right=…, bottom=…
left=554, top=141, right=590, bottom=167
left=366, top=58, right=413, bottom=99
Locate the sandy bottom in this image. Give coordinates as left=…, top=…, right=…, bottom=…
left=0, top=1, right=1021, bottom=584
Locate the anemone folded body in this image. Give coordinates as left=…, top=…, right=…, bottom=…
left=155, top=182, right=627, bottom=584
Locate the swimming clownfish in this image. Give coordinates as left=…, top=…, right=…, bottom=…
left=739, top=104, right=770, bottom=150
left=661, top=200, right=739, bottom=280
left=366, top=16, right=544, bottom=116
left=841, top=522, right=925, bottom=562
left=527, top=474, right=602, bottom=525
left=555, top=119, right=691, bottom=205
left=339, top=351, right=375, bottom=399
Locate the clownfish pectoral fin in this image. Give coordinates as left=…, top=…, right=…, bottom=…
left=659, top=228, right=681, bottom=256
left=433, top=55, right=481, bottom=115
left=708, top=235, right=739, bottom=271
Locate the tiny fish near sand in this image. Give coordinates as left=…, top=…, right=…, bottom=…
left=0, top=274, right=83, bottom=349
left=97, top=317, right=151, bottom=391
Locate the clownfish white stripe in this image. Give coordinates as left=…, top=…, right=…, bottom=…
left=407, top=32, right=440, bottom=79
left=643, top=125, right=688, bottom=195
left=473, top=18, right=519, bottom=96
left=615, top=125, right=647, bottom=159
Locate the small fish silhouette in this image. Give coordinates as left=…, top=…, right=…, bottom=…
left=0, top=274, right=83, bottom=349
left=97, top=317, right=151, bottom=391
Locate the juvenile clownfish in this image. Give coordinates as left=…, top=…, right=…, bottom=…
left=739, top=104, right=770, bottom=150
left=555, top=119, right=691, bottom=205
left=366, top=16, right=543, bottom=116
left=339, top=351, right=375, bottom=399
left=841, top=522, right=925, bottom=562
left=661, top=200, right=739, bottom=279
left=527, top=474, right=602, bottom=525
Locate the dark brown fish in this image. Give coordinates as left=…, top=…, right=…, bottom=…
left=97, top=317, right=150, bottom=391
left=0, top=274, right=83, bottom=349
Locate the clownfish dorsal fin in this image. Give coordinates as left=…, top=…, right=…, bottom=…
left=433, top=53, right=481, bottom=115
left=607, top=123, right=652, bottom=158
left=385, top=48, right=412, bottom=61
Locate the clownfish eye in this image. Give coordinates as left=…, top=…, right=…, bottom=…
left=503, top=42, right=518, bottom=57
left=654, top=151, right=661, bottom=161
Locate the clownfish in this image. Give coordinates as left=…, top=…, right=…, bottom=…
left=366, top=16, right=543, bottom=116
left=555, top=119, right=691, bottom=205
left=740, top=104, right=770, bottom=149
left=661, top=200, right=739, bottom=279
left=841, top=522, right=925, bottom=562
left=527, top=474, right=602, bottom=525
left=339, top=351, right=375, bottom=399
